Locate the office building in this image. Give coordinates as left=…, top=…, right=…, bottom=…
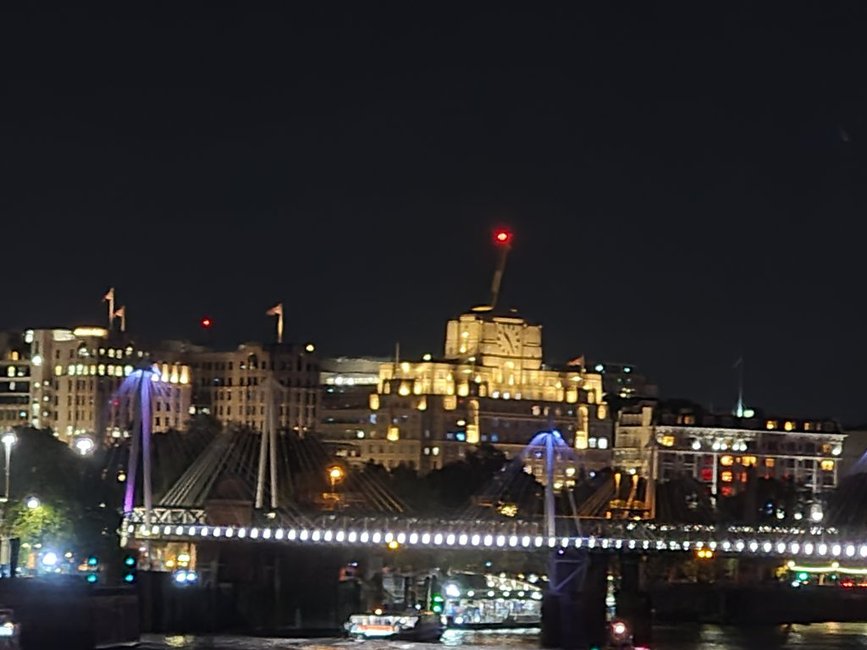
left=27, top=327, right=191, bottom=443
left=613, top=400, right=846, bottom=514
left=186, top=342, right=319, bottom=433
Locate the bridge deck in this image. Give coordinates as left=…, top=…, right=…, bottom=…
left=124, top=508, right=866, bottom=560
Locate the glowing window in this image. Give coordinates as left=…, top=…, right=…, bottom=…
left=766, top=420, right=777, bottom=430
left=659, top=435, right=675, bottom=447
left=720, top=470, right=733, bottom=483
left=597, top=437, right=609, bottom=450
left=742, top=456, right=758, bottom=467
left=720, top=455, right=734, bottom=466
left=784, top=421, right=795, bottom=432
left=765, top=458, right=775, bottom=468
left=820, top=460, right=835, bottom=472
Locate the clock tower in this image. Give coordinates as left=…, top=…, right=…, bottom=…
left=444, top=307, right=543, bottom=381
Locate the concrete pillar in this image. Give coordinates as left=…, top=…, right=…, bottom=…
left=616, top=554, right=652, bottom=646
left=541, top=549, right=607, bottom=649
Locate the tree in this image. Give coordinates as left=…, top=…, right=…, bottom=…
left=5, top=501, right=72, bottom=551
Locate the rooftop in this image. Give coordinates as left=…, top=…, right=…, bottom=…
left=620, top=399, right=842, bottom=435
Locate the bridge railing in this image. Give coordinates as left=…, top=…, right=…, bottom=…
left=123, top=507, right=867, bottom=561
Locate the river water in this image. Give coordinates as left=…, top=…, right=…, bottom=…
left=141, top=623, right=867, bottom=648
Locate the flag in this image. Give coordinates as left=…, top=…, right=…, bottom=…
left=266, top=303, right=283, bottom=316
left=103, top=287, right=115, bottom=302
left=567, top=355, right=585, bottom=367
left=114, top=306, right=125, bottom=318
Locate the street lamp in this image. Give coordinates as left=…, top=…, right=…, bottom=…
left=25, top=496, right=40, bottom=511
left=73, top=436, right=96, bottom=457
left=1, top=431, right=17, bottom=502
left=327, top=466, right=344, bottom=493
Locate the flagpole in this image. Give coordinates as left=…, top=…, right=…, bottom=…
left=277, top=310, right=283, bottom=344
left=107, top=290, right=115, bottom=329
left=120, top=308, right=126, bottom=333
left=267, top=304, right=284, bottom=344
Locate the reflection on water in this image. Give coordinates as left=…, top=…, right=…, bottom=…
left=143, top=622, right=867, bottom=649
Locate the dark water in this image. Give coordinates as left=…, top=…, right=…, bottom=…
left=141, top=623, right=867, bottom=648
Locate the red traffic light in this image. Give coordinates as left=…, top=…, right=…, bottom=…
left=200, top=317, right=213, bottom=329
left=494, top=229, right=513, bottom=246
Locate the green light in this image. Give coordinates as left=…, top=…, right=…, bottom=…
left=86, top=574, right=98, bottom=584
left=123, top=556, right=136, bottom=567
left=123, top=573, right=135, bottom=583
left=87, top=556, right=98, bottom=567
left=797, top=572, right=809, bottom=581
left=431, top=593, right=443, bottom=613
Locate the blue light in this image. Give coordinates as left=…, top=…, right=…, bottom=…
left=86, top=574, right=98, bottom=584
left=456, top=432, right=466, bottom=442
left=86, top=556, right=98, bottom=567
left=123, top=573, right=135, bottom=583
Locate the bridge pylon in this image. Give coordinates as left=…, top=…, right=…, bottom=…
left=121, top=364, right=158, bottom=527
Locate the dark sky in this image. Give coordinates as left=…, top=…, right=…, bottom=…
left=3, top=4, right=867, bottom=422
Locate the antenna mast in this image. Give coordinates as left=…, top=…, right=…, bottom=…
left=488, top=228, right=513, bottom=311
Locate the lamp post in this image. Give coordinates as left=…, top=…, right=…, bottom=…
left=1, top=431, right=17, bottom=503
left=73, top=435, right=96, bottom=457
left=328, top=466, right=344, bottom=494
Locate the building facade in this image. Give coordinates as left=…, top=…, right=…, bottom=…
left=590, top=361, right=658, bottom=400
left=186, top=342, right=319, bottom=433
left=614, top=400, right=845, bottom=504
left=320, top=306, right=611, bottom=478
left=0, top=332, right=31, bottom=429
left=318, top=356, right=385, bottom=461
left=27, top=327, right=191, bottom=443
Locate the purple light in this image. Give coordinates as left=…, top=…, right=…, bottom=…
left=122, top=368, right=156, bottom=515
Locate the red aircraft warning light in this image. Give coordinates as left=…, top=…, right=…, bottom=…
left=494, top=229, right=513, bottom=246
left=200, top=317, right=213, bottom=329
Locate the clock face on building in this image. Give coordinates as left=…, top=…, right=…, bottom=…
left=496, top=325, right=521, bottom=356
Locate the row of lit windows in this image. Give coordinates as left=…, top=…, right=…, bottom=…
left=55, top=363, right=190, bottom=384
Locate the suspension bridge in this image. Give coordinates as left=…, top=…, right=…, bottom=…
left=105, top=360, right=867, bottom=648
left=115, top=373, right=866, bottom=562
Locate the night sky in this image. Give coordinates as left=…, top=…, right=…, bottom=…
left=3, top=5, right=867, bottom=423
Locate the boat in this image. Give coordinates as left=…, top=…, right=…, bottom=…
left=345, top=610, right=445, bottom=641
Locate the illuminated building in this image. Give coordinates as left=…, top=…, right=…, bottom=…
left=319, top=229, right=610, bottom=475
left=185, top=342, right=319, bottom=433
left=26, top=327, right=191, bottom=443
left=614, top=400, right=845, bottom=505
left=0, top=332, right=31, bottom=428
left=349, top=307, right=610, bottom=474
